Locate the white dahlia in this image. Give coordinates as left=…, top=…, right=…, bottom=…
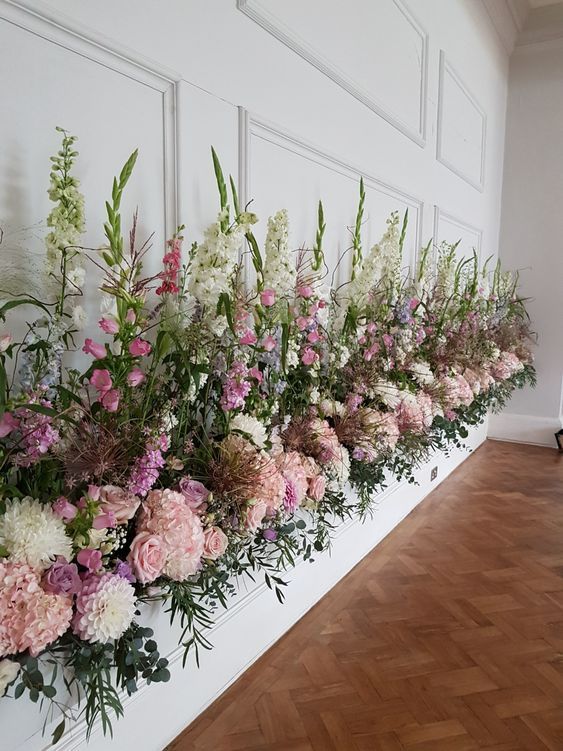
left=0, top=497, right=72, bottom=571
left=230, top=413, right=268, bottom=449
left=72, top=573, right=136, bottom=643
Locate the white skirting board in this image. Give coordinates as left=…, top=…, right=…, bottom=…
left=488, top=412, right=561, bottom=448
left=7, top=422, right=487, bottom=751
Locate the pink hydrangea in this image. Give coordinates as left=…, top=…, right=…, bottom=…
left=252, top=453, right=286, bottom=513
left=0, top=562, right=72, bottom=657
left=377, top=412, right=400, bottom=452
left=133, top=489, right=205, bottom=581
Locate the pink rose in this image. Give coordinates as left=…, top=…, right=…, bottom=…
left=297, top=285, right=313, bottom=299
left=52, top=496, right=77, bottom=521
left=100, top=485, right=141, bottom=524
left=239, top=329, right=257, bottom=345
left=262, top=335, right=276, bottom=352
left=129, top=338, right=152, bottom=357
left=301, top=347, right=318, bottom=366
left=101, top=389, right=120, bottom=412
left=83, top=338, right=106, bottom=359
left=245, top=500, right=267, bottom=533
left=0, top=412, right=19, bottom=438
left=127, top=367, right=145, bottom=387
left=202, top=526, right=228, bottom=560
left=90, top=369, right=112, bottom=395
left=77, top=548, right=102, bottom=573
left=179, top=477, right=209, bottom=508
left=127, top=532, right=166, bottom=584
left=98, top=318, right=119, bottom=335
left=308, top=474, right=326, bottom=501
left=0, top=334, right=13, bottom=352
left=260, top=288, right=276, bottom=307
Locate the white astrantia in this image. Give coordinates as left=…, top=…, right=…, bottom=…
left=230, top=413, right=268, bottom=449
left=188, top=215, right=249, bottom=320
left=0, top=659, right=19, bottom=697
left=262, top=210, right=295, bottom=298
left=0, top=497, right=72, bottom=571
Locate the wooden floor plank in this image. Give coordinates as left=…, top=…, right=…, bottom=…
left=167, top=440, right=563, bottom=751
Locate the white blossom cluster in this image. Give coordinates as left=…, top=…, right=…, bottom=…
left=410, top=360, right=435, bottom=386
left=262, top=210, right=295, bottom=298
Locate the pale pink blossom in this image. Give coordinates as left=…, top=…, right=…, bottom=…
left=98, top=318, right=119, bottom=335
left=129, top=338, right=152, bottom=357
left=82, top=338, right=106, bottom=360
left=90, top=369, right=112, bottom=395
left=260, top=288, right=276, bottom=307
left=101, top=389, right=120, bottom=412
left=202, top=527, right=228, bottom=559
left=100, top=485, right=140, bottom=524
left=128, top=532, right=166, bottom=584
left=127, top=367, right=145, bottom=387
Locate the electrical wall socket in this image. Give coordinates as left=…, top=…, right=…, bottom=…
left=431, top=466, right=438, bottom=481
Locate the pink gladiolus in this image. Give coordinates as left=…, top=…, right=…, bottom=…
left=260, top=288, right=276, bottom=307
left=77, top=548, right=102, bottom=573
left=90, top=369, right=112, bottom=395
left=129, top=338, right=152, bottom=357
left=262, top=335, right=276, bottom=352
left=127, top=367, right=145, bottom=387
left=0, top=412, right=19, bottom=438
left=98, top=318, right=119, bottom=335
left=239, top=329, right=257, bottom=346
left=101, top=389, right=120, bottom=412
left=83, top=339, right=106, bottom=360
left=301, top=347, right=319, bottom=366
left=297, top=285, right=313, bottom=298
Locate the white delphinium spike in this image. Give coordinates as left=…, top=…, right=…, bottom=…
left=262, top=209, right=295, bottom=298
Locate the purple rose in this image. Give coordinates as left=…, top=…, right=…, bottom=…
left=42, top=557, right=82, bottom=595
left=179, top=477, right=209, bottom=508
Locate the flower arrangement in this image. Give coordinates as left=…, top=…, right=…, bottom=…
left=0, top=131, right=535, bottom=743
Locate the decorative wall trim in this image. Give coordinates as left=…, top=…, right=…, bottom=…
left=238, top=108, right=425, bottom=279
left=436, top=50, right=487, bottom=192
left=0, top=0, right=181, bottom=240
left=488, top=412, right=562, bottom=448
left=236, top=0, right=428, bottom=147
left=433, top=206, right=483, bottom=258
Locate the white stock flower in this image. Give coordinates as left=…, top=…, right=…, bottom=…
left=0, top=497, right=72, bottom=571
left=262, top=210, right=295, bottom=298
left=230, top=413, right=268, bottom=449
left=71, top=304, right=88, bottom=330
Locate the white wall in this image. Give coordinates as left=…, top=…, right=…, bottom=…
left=0, top=1, right=510, bottom=749
left=489, top=39, right=563, bottom=447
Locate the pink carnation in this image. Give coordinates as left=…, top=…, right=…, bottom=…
left=0, top=562, right=72, bottom=657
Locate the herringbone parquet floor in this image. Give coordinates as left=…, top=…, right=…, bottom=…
left=168, top=440, right=563, bottom=751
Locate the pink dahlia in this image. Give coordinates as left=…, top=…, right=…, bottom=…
left=276, top=451, right=308, bottom=513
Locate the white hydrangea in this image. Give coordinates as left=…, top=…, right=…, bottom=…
left=230, top=413, right=268, bottom=449
left=0, top=497, right=72, bottom=571
left=262, top=210, right=295, bottom=298
left=188, top=216, right=248, bottom=317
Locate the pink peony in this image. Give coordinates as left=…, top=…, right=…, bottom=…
left=90, top=369, right=112, bottom=395
left=100, top=485, right=140, bottom=524
left=98, top=317, right=119, bottom=335
left=260, top=288, right=276, bottom=307
left=83, top=339, right=106, bottom=360
left=127, top=367, right=145, bottom=387
left=128, top=532, right=166, bottom=584
left=202, top=527, right=228, bottom=560
left=129, top=338, right=152, bottom=357
left=0, top=562, right=72, bottom=657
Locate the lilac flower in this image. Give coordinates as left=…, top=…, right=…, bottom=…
left=114, top=560, right=136, bottom=584
left=220, top=361, right=251, bottom=411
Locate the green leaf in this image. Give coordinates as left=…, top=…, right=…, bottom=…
left=14, top=682, right=25, bottom=700
left=211, top=147, right=229, bottom=230
left=52, top=719, right=66, bottom=745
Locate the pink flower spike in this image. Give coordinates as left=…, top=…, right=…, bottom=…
left=90, top=369, right=112, bottom=395
left=260, top=288, right=276, bottom=307
left=125, top=309, right=136, bottom=324
left=296, top=316, right=311, bottom=331
left=83, top=338, right=106, bottom=360
left=77, top=548, right=102, bottom=573
left=249, top=366, right=263, bottom=384
left=101, top=389, right=120, bottom=413
left=307, top=330, right=321, bottom=344
left=52, top=497, right=77, bottom=521
left=98, top=317, right=119, bottom=335
left=129, top=338, right=152, bottom=357
left=0, top=411, right=19, bottom=438
left=297, top=285, right=313, bottom=299
left=262, top=335, right=276, bottom=352
left=239, top=329, right=257, bottom=346
left=127, top=367, right=145, bottom=387
left=301, top=347, right=319, bottom=366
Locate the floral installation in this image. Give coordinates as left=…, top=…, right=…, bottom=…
left=0, top=132, right=535, bottom=743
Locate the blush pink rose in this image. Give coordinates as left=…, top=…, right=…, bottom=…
left=100, top=485, right=141, bottom=524
left=179, top=478, right=209, bottom=509
left=202, top=527, right=228, bottom=560
left=127, top=532, right=166, bottom=584
left=308, top=474, right=326, bottom=501
left=245, top=500, right=267, bottom=533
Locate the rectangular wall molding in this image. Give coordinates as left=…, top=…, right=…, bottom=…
left=433, top=205, right=483, bottom=259
left=237, top=0, right=428, bottom=146
left=437, top=50, right=487, bottom=192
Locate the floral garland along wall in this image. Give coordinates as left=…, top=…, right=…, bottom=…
left=0, top=130, right=535, bottom=743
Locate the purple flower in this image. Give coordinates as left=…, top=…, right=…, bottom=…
left=42, top=557, right=82, bottom=595
left=114, top=560, right=136, bottom=584
left=263, top=528, right=278, bottom=542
